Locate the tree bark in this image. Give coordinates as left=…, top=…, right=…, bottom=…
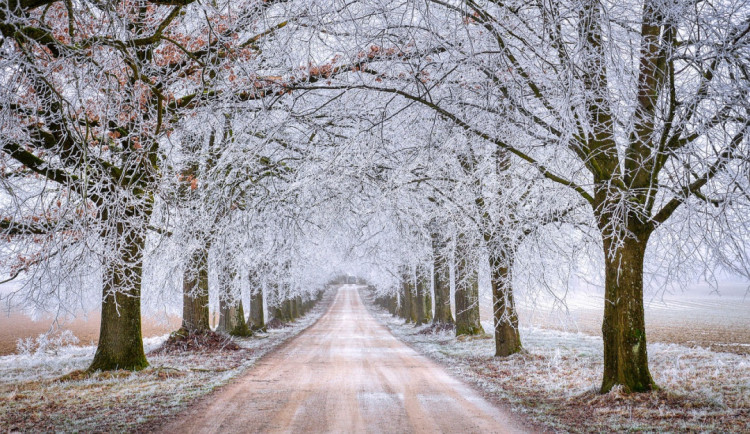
left=249, top=286, right=266, bottom=332
left=180, top=246, right=210, bottom=333
left=283, top=298, right=294, bottom=322
left=89, top=222, right=148, bottom=371
left=217, top=263, right=240, bottom=334
left=269, top=282, right=289, bottom=323
left=399, top=266, right=413, bottom=322
left=272, top=297, right=290, bottom=323
left=423, top=273, right=432, bottom=321
left=489, top=252, right=521, bottom=357
left=293, top=296, right=301, bottom=319
left=432, top=232, right=454, bottom=325
left=217, top=298, right=235, bottom=333
left=600, top=225, right=656, bottom=393
left=230, top=300, right=252, bottom=337
left=217, top=292, right=251, bottom=336
left=455, top=235, right=483, bottom=336
left=415, top=263, right=431, bottom=325
left=388, top=293, right=398, bottom=316
left=408, top=276, right=418, bottom=323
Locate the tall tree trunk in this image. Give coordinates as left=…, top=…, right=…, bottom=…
left=180, top=246, right=210, bottom=333
left=293, top=296, right=301, bottom=319
left=415, top=264, right=431, bottom=325
left=216, top=271, right=251, bottom=337
left=600, top=224, right=655, bottom=393
left=283, top=298, right=294, bottom=322
left=301, top=296, right=310, bottom=315
left=389, top=293, right=398, bottom=316
left=399, top=266, right=413, bottom=322
left=270, top=282, right=289, bottom=323
left=455, top=235, right=483, bottom=336
left=399, top=293, right=407, bottom=320
left=423, top=271, right=432, bottom=321
left=408, top=275, right=418, bottom=323
left=489, top=252, right=521, bottom=357
left=89, top=222, right=148, bottom=371
left=216, top=263, right=237, bottom=333
left=230, top=300, right=251, bottom=337
left=432, top=231, right=454, bottom=325
left=249, top=285, right=266, bottom=332
left=217, top=298, right=235, bottom=333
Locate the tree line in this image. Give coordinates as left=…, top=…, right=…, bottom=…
left=1, top=0, right=748, bottom=395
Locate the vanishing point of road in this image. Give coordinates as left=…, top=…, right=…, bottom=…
left=160, top=285, right=530, bottom=433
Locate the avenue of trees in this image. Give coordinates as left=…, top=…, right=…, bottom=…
left=1, top=0, right=748, bottom=394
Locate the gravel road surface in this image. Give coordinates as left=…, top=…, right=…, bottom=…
left=160, top=285, right=528, bottom=433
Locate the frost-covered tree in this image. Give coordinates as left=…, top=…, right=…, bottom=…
left=318, top=0, right=750, bottom=393
left=0, top=0, right=331, bottom=370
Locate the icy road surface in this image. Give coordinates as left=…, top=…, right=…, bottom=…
left=160, top=285, right=527, bottom=433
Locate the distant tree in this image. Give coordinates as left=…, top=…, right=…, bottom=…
left=431, top=225, right=454, bottom=326
left=0, top=0, right=323, bottom=370
left=329, top=0, right=750, bottom=392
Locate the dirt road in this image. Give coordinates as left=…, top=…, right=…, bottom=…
left=160, top=285, right=528, bottom=434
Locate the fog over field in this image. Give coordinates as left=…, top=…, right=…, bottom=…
left=476, top=276, right=750, bottom=354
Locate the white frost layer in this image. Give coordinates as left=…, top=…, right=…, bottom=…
left=379, top=309, right=749, bottom=407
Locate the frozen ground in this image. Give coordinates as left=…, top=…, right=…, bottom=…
left=0, top=292, right=333, bottom=432
left=365, top=293, right=750, bottom=432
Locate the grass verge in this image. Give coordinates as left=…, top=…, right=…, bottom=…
left=363, top=292, right=749, bottom=432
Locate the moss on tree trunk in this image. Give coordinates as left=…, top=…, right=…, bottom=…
left=282, top=299, right=293, bottom=322
left=408, top=278, right=418, bottom=323
left=600, top=227, right=656, bottom=393
left=249, top=287, right=266, bottom=332
left=423, top=277, right=432, bottom=321
left=273, top=305, right=288, bottom=323
left=217, top=264, right=241, bottom=334
left=229, top=300, right=252, bottom=337
left=293, top=296, right=301, bottom=318
left=388, top=294, right=398, bottom=316
left=218, top=299, right=250, bottom=336
left=399, top=265, right=413, bottom=322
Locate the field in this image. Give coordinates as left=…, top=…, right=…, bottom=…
left=493, top=281, right=750, bottom=355
left=0, top=311, right=181, bottom=356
